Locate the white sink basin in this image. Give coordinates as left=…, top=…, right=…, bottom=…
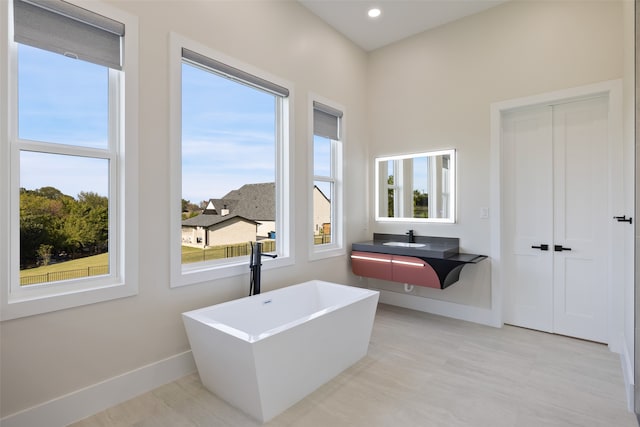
left=382, top=242, right=426, bottom=248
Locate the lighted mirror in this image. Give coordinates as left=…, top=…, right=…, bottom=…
left=375, top=149, right=455, bottom=223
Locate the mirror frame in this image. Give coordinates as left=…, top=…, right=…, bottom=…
left=374, top=149, right=456, bottom=223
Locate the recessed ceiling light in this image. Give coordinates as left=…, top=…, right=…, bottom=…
left=368, top=8, right=381, bottom=18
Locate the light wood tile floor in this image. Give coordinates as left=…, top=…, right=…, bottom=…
left=71, top=304, right=638, bottom=427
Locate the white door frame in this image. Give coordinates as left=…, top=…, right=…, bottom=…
left=489, top=79, right=624, bottom=352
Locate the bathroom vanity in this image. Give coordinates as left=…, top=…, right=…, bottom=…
left=351, top=233, right=486, bottom=289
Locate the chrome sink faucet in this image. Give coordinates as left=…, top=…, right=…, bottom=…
left=406, top=229, right=415, bottom=243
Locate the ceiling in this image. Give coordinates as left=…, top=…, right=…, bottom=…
left=298, top=0, right=508, bottom=51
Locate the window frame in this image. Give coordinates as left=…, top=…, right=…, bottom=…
left=0, top=0, right=139, bottom=320
left=375, top=149, right=457, bottom=223
left=384, top=159, right=402, bottom=218
left=169, top=33, right=294, bottom=288
left=308, top=95, right=345, bottom=261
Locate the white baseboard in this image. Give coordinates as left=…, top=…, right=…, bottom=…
left=1, top=350, right=196, bottom=427
left=378, top=289, right=499, bottom=328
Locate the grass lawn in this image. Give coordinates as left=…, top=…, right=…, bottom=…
left=20, top=253, right=109, bottom=285
left=20, top=241, right=276, bottom=285
left=181, top=245, right=218, bottom=264
left=21, top=253, right=109, bottom=275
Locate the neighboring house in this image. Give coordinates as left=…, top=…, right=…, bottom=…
left=312, top=185, right=331, bottom=238
left=222, top=182, right=276, bottom=238
left=181, top=183, right=275, bottom=248
left=181, top=182, right=332, bottom=248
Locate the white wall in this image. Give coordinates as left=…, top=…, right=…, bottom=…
left=622, top=0, right=636, bottom=406
left=1, top=0, right=634, bottom=421
left=0, top=0, right=369, bottom=419
left=367, top=1, right=625, bottom=308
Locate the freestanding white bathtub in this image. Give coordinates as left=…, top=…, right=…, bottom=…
left=182, top=280, right=379, bottom=423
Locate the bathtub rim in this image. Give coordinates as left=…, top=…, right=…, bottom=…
left=182, top=280, right=379, bottom=344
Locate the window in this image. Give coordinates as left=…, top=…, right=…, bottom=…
left=1, top=0, right=138, bottom=320
left=310, top=99, right=344, bottom=259
left=382, top=160, right=398, bottom=217
left=375, top=150, right=455, bottom=222
left=170, top=35, right=292, bottom=287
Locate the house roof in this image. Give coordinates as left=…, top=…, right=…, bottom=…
left=222, top=182, right=275, bottom=221
left=313, top=184, right=330, bottom=202
left=181, top=182, right=274, bottom=228
left=201, top=199, right=238, bottom=216
left=182, top=213, right=257, bottom=228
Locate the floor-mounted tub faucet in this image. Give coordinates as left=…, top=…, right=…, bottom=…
left=249, top=241, right=277, bottom=295
left=406, top=229, right=415, bottom=243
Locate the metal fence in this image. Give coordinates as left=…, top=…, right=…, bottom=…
left=21, top=241, right=283, bottom=285
left=314, top=235, right=331, bottom=245
left=20, top=265, right=109, bottom=286
left=182, top=240, right=277, bottom=264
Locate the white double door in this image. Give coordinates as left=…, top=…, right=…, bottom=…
left=503, top=95, right=610, bottom=343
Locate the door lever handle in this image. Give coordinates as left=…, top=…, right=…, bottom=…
left=613, top=215, right=633, bottom=224
left=554, top=245, right=572, bottom=252
left=531, top=244, right=549, bottom=251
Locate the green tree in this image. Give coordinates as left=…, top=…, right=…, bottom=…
left=37, top=244, right=54, bottom=266
left=181, top=198, right=201, bottom=219
left=64, top=192, right=108, bottom=256
left=413, top=190, right=429, bottom=218
left=20, top=188, right=70, bottom=267
left=35, top=186, right=66, bottom=200
left=19, top=187, right=109, bottom=269
left=387, top=175, right=394, bottom=217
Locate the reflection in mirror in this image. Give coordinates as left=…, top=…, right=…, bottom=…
left=375, top=149, right=455, bottom=223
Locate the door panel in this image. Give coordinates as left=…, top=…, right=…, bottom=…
left=503, top=106, right=554, bottom=332
left=552, top=97, right=608, bottom=342
left=503, top=96, right=609, bottom=343
left=563, top=258, right=596, bottom=316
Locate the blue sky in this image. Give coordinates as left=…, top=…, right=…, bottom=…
left=18, top=44, right=109, bottom=198
left=412, top=157, right=429, bottom=194
left=181, top=62, right=276, bottom=203
left=19, top=43, right=331, bottom=204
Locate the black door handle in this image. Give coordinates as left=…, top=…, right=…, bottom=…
left=614, top=215, right=633, bottom=224
left=531, top=244, right=549, bottom=251
left=554, top=245, right=572, bottom=252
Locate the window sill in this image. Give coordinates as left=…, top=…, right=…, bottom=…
left=171, top=255, right=295, bottom=288
left=309, top=245, right=346, bottom=262
left=1, top=280, right=138, bottom=321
